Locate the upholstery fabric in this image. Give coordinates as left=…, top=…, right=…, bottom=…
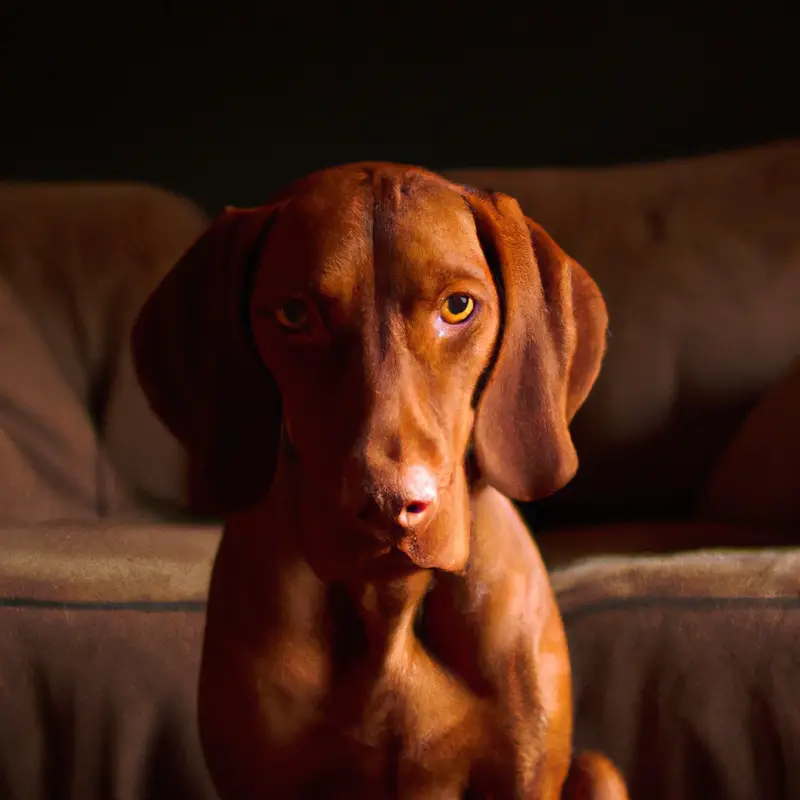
left=0, top=275, right=119, bottom=520
left=0, top=183, right=208, bottom=519
left=700, top=358, right=800, bottom=527
left=553, top=549, right=800, bottom=800
left=0, top=523, right=221, bottom=800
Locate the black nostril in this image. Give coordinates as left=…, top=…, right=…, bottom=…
left=404, top=501, right=428, bottom=516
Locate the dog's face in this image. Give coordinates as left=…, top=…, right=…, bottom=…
left=131, top=162, right=609, bottom=584
left=250, top=172, right=500, bottom=580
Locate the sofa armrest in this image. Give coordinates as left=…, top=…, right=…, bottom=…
left=0, top=522, right=221, bottom=800
left=554, top=547, right=800, bottom=800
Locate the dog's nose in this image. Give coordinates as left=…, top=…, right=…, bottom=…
left=355, top=465, right=439, bottom=531
left=394, top=465, right=438, bottom=529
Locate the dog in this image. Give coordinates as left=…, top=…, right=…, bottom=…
left=131, top=163, right=628, bottom=798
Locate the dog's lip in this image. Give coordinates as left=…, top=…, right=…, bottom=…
left=352, top=524, right=423, bottom=561
left=360, top=545, right=423, bottom=579
left=356, top=532, right=405, bottom=558
left=364, top=532, right=430, bottom=570
left=355, top=520, right=424, bottom=549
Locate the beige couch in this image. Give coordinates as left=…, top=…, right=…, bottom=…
left=1, top=141, right=799, bottom=799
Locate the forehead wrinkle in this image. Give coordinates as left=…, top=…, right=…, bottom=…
left=282, top=182, right=373, bottom=302
left=299, top=179, right=383, bottom=372
left=430, top=254, right=493, bottom=285
left=312, top=218, right=370, bottom=295
left=370, top=171, right=427, bottom=357
left=371, top=177, right=490, bottom=299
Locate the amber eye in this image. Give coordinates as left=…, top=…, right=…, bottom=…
left=440, top=293, right=475, bottom=325
left=275, top=299, right=310, bottom=332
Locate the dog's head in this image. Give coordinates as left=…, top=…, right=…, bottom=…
left=132, top=163, right=607, bottom=580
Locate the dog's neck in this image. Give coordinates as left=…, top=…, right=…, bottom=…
left=340, top=571, right=433, bottom=668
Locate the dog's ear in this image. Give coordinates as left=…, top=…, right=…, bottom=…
left=131, top=204, right=285, bottom=516
left=465, top=191, right=608, bottom=502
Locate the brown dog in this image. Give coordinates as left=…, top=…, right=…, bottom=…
left=132, top=163, right=628, bottom=799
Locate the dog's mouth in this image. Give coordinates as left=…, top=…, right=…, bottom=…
left=304, top=531, right=427, bottom=584
left=350, top=520, right=426, bottom=564
left=295, top=500, right=423, bottom=578
left=360, top=546, right=423, bottom=581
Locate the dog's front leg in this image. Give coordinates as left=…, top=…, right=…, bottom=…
left=422, top=485, right=574, bottom=799
left=198, top=504, right=330, bottom=798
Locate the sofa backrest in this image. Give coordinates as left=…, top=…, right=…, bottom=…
left=2, top=141, right=798, bottom=525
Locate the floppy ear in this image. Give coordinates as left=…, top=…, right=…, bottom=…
left=466, top=191, right=608, bottom=502
left=131, top=204, right=284, bottom=516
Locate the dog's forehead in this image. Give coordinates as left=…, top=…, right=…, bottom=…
left=259, top=167, right=488, bottom=297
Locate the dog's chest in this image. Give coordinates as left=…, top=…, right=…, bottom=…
left=276, top=635, right=495, bottom=797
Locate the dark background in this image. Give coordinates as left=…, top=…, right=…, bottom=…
left=1, top=7, right=797, bottom=213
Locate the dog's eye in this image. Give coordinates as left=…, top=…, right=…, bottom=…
left=440, top=293, right=475, bottom=325
left=275, top=299, right=310, bottom=332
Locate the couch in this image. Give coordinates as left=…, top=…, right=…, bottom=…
left=1, top=140, right=798, bottom=799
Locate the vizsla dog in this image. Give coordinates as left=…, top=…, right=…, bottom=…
left=132, top=163, right=628, bottom=799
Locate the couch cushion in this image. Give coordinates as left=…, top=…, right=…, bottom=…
left=0, top=522, right=221, bottom=800
left=446, top=140, right=800, bottom=526
left=537, top=520, right=798, bottom=570
left=699, top=358, right=800, bottom=527
left=0, top=183, right=208, bottom=517
left=0, top=275, right=132, bottom=521
left=553, top=548, right=800, bottom=800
